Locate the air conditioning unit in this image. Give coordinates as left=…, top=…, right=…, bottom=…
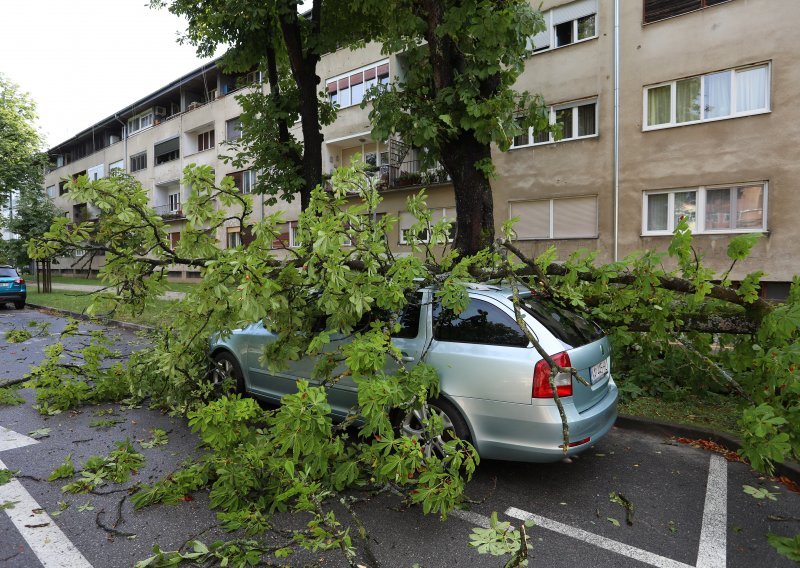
left=154, top=106, right=167, bottom=116
left=207, top=89, right=218, bottom=101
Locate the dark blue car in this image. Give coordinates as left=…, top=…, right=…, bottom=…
left=0, top=265, right=26, bottom=309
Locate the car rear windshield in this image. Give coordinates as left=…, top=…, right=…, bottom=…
left=520, top=295, right=604, bottom=348
left=0, top=267, right=18, bottom=277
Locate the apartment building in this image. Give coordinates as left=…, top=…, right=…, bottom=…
left=44, top=0, right=799, bottom=297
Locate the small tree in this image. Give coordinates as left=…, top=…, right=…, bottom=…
left=0, top=186, right=58, bottom=269
left=0, top=74, right=46, bottom=210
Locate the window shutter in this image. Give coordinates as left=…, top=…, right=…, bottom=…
left=327, top=81, right=337, bottom=93
left=643, top=0, right=702, bottom=24
left=509, top=201, right=550, bottom=239
left=154, top=137, right=179, bottom=156
left=338, top=78, right=349, bottom=90
left=529, top=10, right=551, bottom=50
left=399, top=211, right=416, bottom=232
left=377, top=63, right=389, bottom=77
left=552, top=0, right=597, bottom=25
left=272, top=223, right=291, bottom=249
left=350, top=72, right=363, bottom=85
left=553, top=196, right=597, bottom=238
left=364, top=67, right=376, bottom=81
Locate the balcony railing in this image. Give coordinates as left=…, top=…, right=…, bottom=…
left=373, top=160, right=451, bottom=190
left=153, top=204, right=185, bottom=220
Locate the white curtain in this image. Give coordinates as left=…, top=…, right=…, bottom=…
left=646, top=193, right=669, bottom=232
left=736, top=66, right=768, bottom=113
left=704, top=71, right=731, bottom=119
left=647, top=85, right=671, bottom=126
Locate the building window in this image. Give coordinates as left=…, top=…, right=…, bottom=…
left=509, top=196, right=598, bottom=239
left=529, top=0, right=597, bottom=53
left=271, top=221, right=301, bottom=249
left=128, top=109, right=154, bottom=134
left=511, top=99, right=597, bottom=149
left=169, top=231, right=181, bottom=251
left=154, top=137, right=180, bottom=165
left=643, top=0, right=733, bottom=25
left=87, top=164, right=104, bottom=181
left=226, top=227, right=242, bottom=248
left=327, top=60, right=390, bottom=110
left=399, top=208, right=456, bottom=245
left=232, top=170, right=257, bottom=194
left=197, top=130, right=215, bottom=152
left=130, top=152, right=147, bottom=172
left=226, top=117, right=242, bottom=142
left=109, top=160, right=124, bottom=172
left=645, top=63, right=769, bottom=129
left=46, top=185, right=57, bottom=199
left=643, top=183, right=766, bottom=235
left=168, top=192, right=181, bottom=213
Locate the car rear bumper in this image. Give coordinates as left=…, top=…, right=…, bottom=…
left=451, top=377, right=618, bottom=463
left=0, top=292, right=26, bottom=303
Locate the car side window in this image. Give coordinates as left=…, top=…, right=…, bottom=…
left=433, top=298, right=528, bottom=347
left=392, top=294, right=422, bottom=339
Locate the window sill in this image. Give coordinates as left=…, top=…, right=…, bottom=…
left=510, top=133, right=599, bottom=151
left=642, top=230, right=769, bottom=237
left=529, top=35, right=598, bottom=57
left=512, top=236, right=599, bottom=241
left=642, top=109, right=771, bottom=132
left=184, top=148, right=216, bottom=159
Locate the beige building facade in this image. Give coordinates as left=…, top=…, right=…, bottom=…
left=44, top=0, right=798, bottom=297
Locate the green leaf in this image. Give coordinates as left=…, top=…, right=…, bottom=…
left=727, top=232, right=762, bottom=261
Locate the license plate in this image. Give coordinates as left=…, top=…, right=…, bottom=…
left=590, top=358, right=609, bottom=384
left=0, top=283, right=10, bottom=289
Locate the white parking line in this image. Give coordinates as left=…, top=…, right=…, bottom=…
left=505, top=506, right=694, bottom=568
left=0, top=427, right=93, bottom=568
left=454, top=454, right=728, bottom=568
left=696, top=454, right=727, bottom=568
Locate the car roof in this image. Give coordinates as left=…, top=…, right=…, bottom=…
left=419, top=282, right=531, bottom=302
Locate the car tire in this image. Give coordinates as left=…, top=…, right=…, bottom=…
left=397, top=397, right=471, bottom=458
left=211, top=351, right=245, bottom=396
left=14, top=301, right=24, bottom=310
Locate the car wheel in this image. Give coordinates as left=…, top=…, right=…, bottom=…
left=211, top=352, right=245, bottom=395
left=14, top=301, right=24, bottom=310
left=398, top=397, right=471, bottom=459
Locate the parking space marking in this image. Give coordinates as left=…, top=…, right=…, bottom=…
left=505, top=506, right=694, bottom=568
left=696, top=454, right=727, bottom=568
left=455, top=454, right=728, bottom=568
left=0, top=428, right=93, bottom=568
left=0, top=425, right=40, bottom=452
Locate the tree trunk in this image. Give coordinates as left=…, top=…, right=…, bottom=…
left=265, top=46, right=303, bottom=186
left=439, top=131, right=495, bottom=256
left=278, top=7, right=324, bottom=211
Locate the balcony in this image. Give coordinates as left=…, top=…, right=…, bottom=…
left=374, top=160, right=451, bottom=191
left=153, top=204, right=185, bottom=220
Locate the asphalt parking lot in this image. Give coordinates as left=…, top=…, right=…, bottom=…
left=1, top=307, right=799, bottom=568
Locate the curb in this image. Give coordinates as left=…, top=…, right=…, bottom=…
left=25, top=303, right=155, bottom=333
left=617, top=414, right=800, bottom=485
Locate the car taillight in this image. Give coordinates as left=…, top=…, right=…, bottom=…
left=533, top=351, right=572, bottom=398
left=14, top=278, right=25, bottom=284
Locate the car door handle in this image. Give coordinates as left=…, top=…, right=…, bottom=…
left=401, top=352, right=415, bottom=362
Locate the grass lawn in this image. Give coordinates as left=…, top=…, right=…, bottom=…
left=32, top=275, right=199, bottom=294
left=619, top=393, right=743, bottom=437
left=26, top=289, right=177, bottom=328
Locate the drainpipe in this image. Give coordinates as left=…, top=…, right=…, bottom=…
left=613, top=0, right=620, bottom=262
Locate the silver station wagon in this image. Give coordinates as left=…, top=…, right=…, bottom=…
left=209, top=284, right=618, bottom=463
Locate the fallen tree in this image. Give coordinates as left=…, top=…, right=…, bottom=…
left=30, top=164, right=800, bottom=565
